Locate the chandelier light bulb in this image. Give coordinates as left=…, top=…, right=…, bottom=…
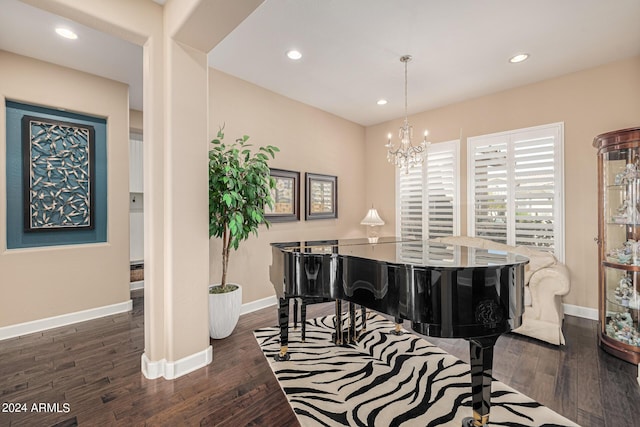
left=385, top=133, right=393, bottom=148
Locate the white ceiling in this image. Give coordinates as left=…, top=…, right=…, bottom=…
left=1, top=0, right=639, bottom=126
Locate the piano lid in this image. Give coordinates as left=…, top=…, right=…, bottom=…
left=271, top=237, right=529, bottom=269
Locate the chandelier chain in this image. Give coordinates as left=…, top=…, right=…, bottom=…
left=404, top=57, right=408, bottom=120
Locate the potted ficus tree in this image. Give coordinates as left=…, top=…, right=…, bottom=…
left=208, top=126, right=278, bottom=339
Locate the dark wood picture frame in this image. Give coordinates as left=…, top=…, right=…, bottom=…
left=265, top=168, right=300, bottom=222
left=305, top=173, right=338, bottom=220
left=22, top=115, right=96, bottom=232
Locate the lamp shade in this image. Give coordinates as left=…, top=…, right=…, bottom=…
left=360, top=208, right=385, bottom=226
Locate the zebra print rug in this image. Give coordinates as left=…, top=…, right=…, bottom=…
left=254, top=314, right=579, bottom=427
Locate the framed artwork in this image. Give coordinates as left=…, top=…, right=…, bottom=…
left=22, top=115, right=96, bottom=232
left=305, top=173, right=337, bottom=220
left=265, top=168, right=300, bottom=222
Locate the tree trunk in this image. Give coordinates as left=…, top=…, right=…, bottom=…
left=221, top=224, right=229, bottom=289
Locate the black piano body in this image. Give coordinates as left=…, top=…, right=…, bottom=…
left=269, top=237, right=529, bottom=427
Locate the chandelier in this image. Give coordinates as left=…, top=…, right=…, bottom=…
left=385, top=55, right=430, bottom=173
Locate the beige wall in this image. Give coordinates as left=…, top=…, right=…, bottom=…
left=0, top=50, right=130, bottom=327
left=209, top=68, right=367, bottom=303
left=365, top=55, right=640, bottom=310
left=130, top=109, right=143, bottom=132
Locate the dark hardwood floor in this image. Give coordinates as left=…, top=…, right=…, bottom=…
left=1, top=291, right=639, bottom=426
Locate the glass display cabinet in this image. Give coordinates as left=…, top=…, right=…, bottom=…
left=594, top=127, right=640, bottom=364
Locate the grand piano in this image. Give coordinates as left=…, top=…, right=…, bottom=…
left=269, top=237, right=529, bottom=427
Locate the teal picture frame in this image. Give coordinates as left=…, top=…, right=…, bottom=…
left=5, top=101, right=107, bottom=249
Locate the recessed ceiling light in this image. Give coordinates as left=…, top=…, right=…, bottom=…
left=55, top=27, right=78, bottom=40
left=509, top=53, right=529, bottom=63
left=286, top=50, right=302, bottom=60
left=377, top=99, right=388, bottom=105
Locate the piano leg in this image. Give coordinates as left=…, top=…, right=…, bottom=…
left=360, top=305, right=367, bottom=333
left=293, top=298, right=299, bottom=330
left=391, top=316, right=404, bottom=335
left=301, top=299, right=307, bottom=342
left=347, top=302, right=357, bottom=344
left=274, top=297, right=291, bottom=362
left=461, top=335, right=498, bottom=427
left=333, top=299, right=343, bottom=345
left=333, top=301, right=365, bottom=345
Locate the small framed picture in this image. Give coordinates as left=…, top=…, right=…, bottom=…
left=265, top=169, right=300, bottom=222
left=305, top=173, right=337, bottom=220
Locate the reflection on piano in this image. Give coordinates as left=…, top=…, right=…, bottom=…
left=270, top=237, right=529, bottom=427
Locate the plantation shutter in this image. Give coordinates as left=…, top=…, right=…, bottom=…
left=513, top=132, right=557, bottom=251
left=397, top=163, right=424, bottom=262
left=468, top=123, right=564, bottom=259
left=425, top=141, right=459, bottom=239
left=468, top=135, right=509, bottom=244
left=396, top=140, right=459, bottom=262
left=398, top=164, right=424, bottom=240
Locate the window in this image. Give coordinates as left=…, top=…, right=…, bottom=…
left=467, top=123, right=564, bottom=260
left=396, top=140, right=460, bottom=246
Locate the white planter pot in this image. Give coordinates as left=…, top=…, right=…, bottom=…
left=208, top=283, right=242, bottom=339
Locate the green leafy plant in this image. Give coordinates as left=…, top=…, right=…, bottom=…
left=209, top=126, right=279, bottom=293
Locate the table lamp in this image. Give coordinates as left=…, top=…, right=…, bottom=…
left=360, top=206, right=385, bottom=243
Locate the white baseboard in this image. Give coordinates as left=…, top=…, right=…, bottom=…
left=242, top=299, right=600, bottom=322
left=130, top=280, right=144, bottom=291
left=141, top=345, right=213, bottom=380
left=138, top=296, right=273, bottom=381
left=0, top=300, right=133, bottom=340
left=241, top=295, right=277, bottom=315
left=563, top=303, right=598, bottom=321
